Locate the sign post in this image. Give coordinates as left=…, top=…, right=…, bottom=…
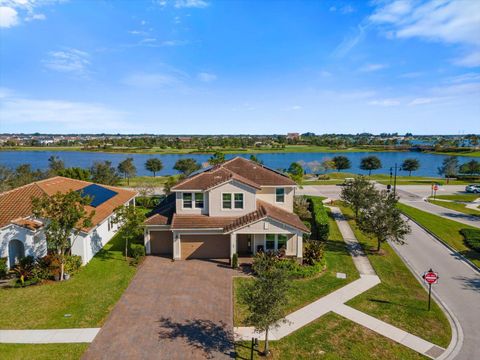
left=422, top=269, right=439, bottom=311
left=432, top=184, right=439, bottom=200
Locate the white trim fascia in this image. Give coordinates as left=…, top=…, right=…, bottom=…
left=208, top=178, right=259, bottom=192
left=172, top=227, right=224, bottom=231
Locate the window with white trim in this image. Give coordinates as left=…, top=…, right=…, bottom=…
left=222, top=193, right=232, bottom=209
left=276, top=188, right=285, bottom=203
left=195, top=193, right=204, bottom=208
left=183, top=193, right=192, bottom=208
left=277, top=234, right=287, bottom=250
left=265, top=234, right=288, bottom=252
left=234, top=193, right=244, bottom=209
left=265, top=234, right=275, bottom=251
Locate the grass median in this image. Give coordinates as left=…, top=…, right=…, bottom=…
left=398, top=202, right=480, bottom=268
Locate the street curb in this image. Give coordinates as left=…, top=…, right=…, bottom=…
left=388, top=240, right=463, bottom=360
left=400, top=212, right=480, bottom=274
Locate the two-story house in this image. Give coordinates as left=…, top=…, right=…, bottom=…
left=143, top=157, right=309, bottom=261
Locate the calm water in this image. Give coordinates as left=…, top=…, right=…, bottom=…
left=0, top=150, right=477, bottom=177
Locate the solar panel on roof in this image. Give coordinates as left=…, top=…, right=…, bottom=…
left=78, top=184, right=118, bottom=208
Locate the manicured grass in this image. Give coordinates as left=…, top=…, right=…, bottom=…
left=0, top=230, right=137, bottom=329
left=235, top=312, right=427, bottom=360
left=0, top=344, right=88, bottom=360
left=398, top=203, right=480, bottom=268
left=233, top=207, right=358, bottom=326
left=431, top=193, right=480, bottom=202
left=429, top=200, right=480, bottom=218
left=338, top=203, right=451, bottom=348
left=118, top=175, right=170, bottom=187
left=431, top=150, right=480, bottom=157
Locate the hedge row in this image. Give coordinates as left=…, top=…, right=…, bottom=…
left=460, top=228, right=480, bottom=252
left=306, top=196, right=329, bottom=241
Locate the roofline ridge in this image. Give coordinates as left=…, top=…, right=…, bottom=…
left=0, top=181, right=47, bottom=197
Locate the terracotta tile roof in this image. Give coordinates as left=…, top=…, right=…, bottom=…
left=171, top=214, right=238, bottom=229
left=11, top=218, right=43, bottom=231
left=171, top=156, right=295, bottom=191
left=171, top=166, right=261, bottom=191
left=224, top=200, right=309, bottom=233
left=144, top=214, right=169, bottom=226
left=0, top=176, right=137, bottom=232
left=222, top=157, right=296, bottom=186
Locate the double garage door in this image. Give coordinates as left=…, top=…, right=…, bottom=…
left=150, top=232, right=229, bottom=260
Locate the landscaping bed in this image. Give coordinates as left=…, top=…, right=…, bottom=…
left=398, top=202, right=480, bottom=268
left=338, top=204, right=451, bottom=348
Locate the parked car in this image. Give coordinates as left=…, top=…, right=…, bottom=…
left=465, top=184, right=480, bottom=193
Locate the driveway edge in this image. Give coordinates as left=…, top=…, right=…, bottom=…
left=388, top=240, right=463, bottom=360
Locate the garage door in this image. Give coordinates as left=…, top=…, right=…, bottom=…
left=150, top=231, right=173, bottom=256
left=181, top=234, right=230, bottom=259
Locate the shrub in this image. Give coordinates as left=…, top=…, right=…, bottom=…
left=275, top=258, right=324, bottom=279
left=303, top=240, right=325, bottom=266
left=294, top=196, right=312, bottom=221
left=64, top=255, right=82, bottom=275
left=0, top=257, right=7, bottom=278
left=135, top=196, right=163, bottom=209
left=13, top=256, right=36, bottom=286
left=129, top=243, right=146, bottom=265
left=317, top=174, right=330, bottom=180
left=460, top=228, right=480, bottom=252
left=35, top=254, right=61, bottom=280
left=306, top=196, right=329, bottom=241
left=232, top=253, right=238, bottom=269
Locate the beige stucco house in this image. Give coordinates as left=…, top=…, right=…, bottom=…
left=143, top=157, right=309, bottom=261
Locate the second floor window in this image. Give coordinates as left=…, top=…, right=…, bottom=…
left=234, top=193, right=244, bottom=209
left=222, top=193, right=232, bottom=209
left=276, top=188, right=285, bottom=203
left=183, top=193, right=192, bottom=208
left=195, top=193, right=204, bottom=208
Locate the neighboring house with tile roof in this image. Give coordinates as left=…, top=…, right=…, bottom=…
left=144, top=157, right=308, bottom=261
left=0, top=177, right=137, bottom=269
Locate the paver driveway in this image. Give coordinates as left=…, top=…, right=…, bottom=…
left=83, top=257, right=234, bottom=360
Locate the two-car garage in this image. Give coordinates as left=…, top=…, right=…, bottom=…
left=149, top=231, right=230, bottom=260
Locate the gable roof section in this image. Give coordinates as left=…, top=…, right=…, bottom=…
left=171, top=214, right=238, bottom=229
left=171, top=156, right=295, bottom=191
left=0, top=176, right=137, bottom=232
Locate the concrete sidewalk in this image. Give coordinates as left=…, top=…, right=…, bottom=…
left=0, top=328, right=100, bottom=343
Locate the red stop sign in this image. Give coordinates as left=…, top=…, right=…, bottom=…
left=424, top=271, right=438, bottom=284
left=433, top=184, right=439, bottom=191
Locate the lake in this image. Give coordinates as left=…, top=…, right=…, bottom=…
left=0, top=150, right=477, bottom=177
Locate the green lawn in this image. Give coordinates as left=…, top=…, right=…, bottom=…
left=235, top=312, right=426, bottom=360
left=338, top=204, right=451, bottom=348
left=398, top=203, right=480, bottom=268
left=233, top=207, right=358, bottom=326
left=0, top=344, right=88, bottom=360
left=429, top=200, right=480, bottom=218
left=431, top=193, right=480, bottom=202
left=0, top=230, right=137, bottom=329
left=118, top=175, right=170, bottom=187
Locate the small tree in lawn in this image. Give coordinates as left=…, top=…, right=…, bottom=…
left=145, top=158, right=163, bottom=177
left=332, top=156, right=351, bottom=172
left=112, top=204, right=146, bottom=261
left=358, top=190, right=411, bottom=252
left=340, top=176, right=377, bottom=218
left=173, top=158, right=201, bottom=176
left=360, top=156, right=382, bottom=176
left=401, top=158, right=420, bottom=176
left=288, top=162, right=304, bottom=183
left=240, top=252, right=290, bottom=356
left=32, top=191, right=94, bottom=281
left=91, top=161, right=120, bottom=185
left=459, top=160, right=480, bottom=175
left=118, top=158, right=137, bottom=186
left=438, top=156, right=458, bottom=181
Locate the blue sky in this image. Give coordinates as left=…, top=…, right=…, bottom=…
left=0, top=0, right=479, bottom=134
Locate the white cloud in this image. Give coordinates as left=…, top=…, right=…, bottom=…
left=174, top=0, right=209, bottom=9
left=332, top=24, right=368, bottom=58
left=359, top=63, right=388, bottom=72
left=25, top=13, right=45, bottom=21
left=330, top=4, right=355, bottom=14
left=408, top=97, right=436, bottom=106
left=0, top=90, right=129, bottom=131
left=370, top=0, right=480, bottom=68
left=0, top=6, right=18, bottom=27
left=197, top=72, right=216, bottom=82
left=291, top=105, right=302, bottom=110
left=368, top=98, right=401, bottom=106
left=122, top=72, right=184, bottom=88
left=43, top=48, right=90, bottom=76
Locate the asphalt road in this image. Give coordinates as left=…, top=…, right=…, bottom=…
left=390, top=220, right=480, bottom=360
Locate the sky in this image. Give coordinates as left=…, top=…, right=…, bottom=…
left=0, top=0, right=479, bottom=135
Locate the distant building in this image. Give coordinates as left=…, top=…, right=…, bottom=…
left=286, top=133, right=300, bottom=140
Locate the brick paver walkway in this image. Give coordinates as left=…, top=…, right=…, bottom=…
left=83, top=257, right=234, bottom=360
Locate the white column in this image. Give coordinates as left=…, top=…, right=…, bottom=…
left=297, top=233, right=303, bottom=259
left=173, top=232, right=181, bottom=260
left=144, top=229, right=151, bottom=255
left=230, top=233, right=237, bottom=259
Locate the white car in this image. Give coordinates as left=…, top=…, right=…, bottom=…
left=465, top=184, right=480, bottom=193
